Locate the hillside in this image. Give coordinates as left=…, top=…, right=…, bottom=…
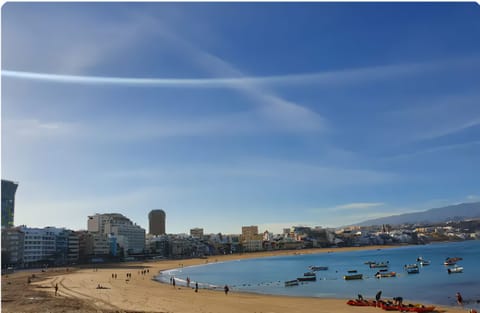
left=356, top=201, right=480, bottom=226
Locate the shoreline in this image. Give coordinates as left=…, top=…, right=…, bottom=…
left=2, top=245, right=468, bottom=313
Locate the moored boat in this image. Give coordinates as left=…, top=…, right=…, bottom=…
left=375, top=271, right=396, bottom=278
left=309, top=266, right=328, bottom=271
left=404, top=264, right=419, bottom=269
left=284, top=279, right=299, bottom=287
left=406, top=267, right=420, bottom=274
left=344, top=273, right=363, bottom=280
left=297, top=276, right=316, bottom=281
left=447, top=265, right=463, bottom=274
left=444, top=257, right=462, bottom=265
left=369, top=261, right=389, bottom=268
left=303, top=271, right=316, bottom=276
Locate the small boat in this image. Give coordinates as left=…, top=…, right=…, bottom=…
left=369, top=262, right=389, bottom=268
left=416, top=257, right=431, bottom=266
left=364, top=261, right=376, bottom=265
left=407, top=267, right=420, bottom=274
left=447, top=266, right=463, bottom=274
left=379, top=269, right=389, bottom=272
left=284, top=279, right=299, bottom=287
left=344, top=273, right=363, bottom=280
left=375, top=271, right=396, bottom=278
left=297, top=276, right=316, bottom=281
left=399, top=304, right=436, bottom=312
left=346, top=299, right=376, bottom=306
left=445, top=257, right=462, bottom=265
left=347, top=270, right=357, bottom=273
left=309, top=266, right=328, bottom=271
left=303, top=272, right=316, bottom=276
left=404, top=264, right=419, bottom=270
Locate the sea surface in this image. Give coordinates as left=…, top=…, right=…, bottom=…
left=155, top=240, right=480, bottom=308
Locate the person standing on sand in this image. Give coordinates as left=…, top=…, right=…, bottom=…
left=195, top=282, right=198, bottom=292
left=224, top=285, right=229, bottom=295
left=55, top=283, right=58, bottom=296
left=172, top=278, right=176, bottom=288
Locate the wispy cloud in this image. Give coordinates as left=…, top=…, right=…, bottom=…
left=334, top=202, right=385, bottom=210
left=310, top=202, right=385, bottom=214
left=2, top=119, right=78, bottom=138
left=385, top=140, right=480, bottom=160
left=466, top=194, right=480, bottom=201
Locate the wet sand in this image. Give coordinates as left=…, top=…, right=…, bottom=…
left=1, top=246, right=467, bottom=313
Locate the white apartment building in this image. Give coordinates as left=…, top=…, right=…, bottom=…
left=20, top=226, right=68, bottom=264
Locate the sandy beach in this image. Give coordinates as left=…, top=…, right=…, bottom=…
left=1, top=246, right=468, bottom=313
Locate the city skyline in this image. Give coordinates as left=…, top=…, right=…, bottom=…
left=2, top=3, right=480, bottom=234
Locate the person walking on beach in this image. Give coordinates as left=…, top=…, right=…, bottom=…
left=376, top=291, right=382, bottom=301
left=456, top=292, right=463, bottom=306
left=195, top=282, right=198, bottom=293
left=55, top=283, right=58, bottom=296
left=172, top=278, right=176, bottom=288
left=224, top=285, right=229, bottom=295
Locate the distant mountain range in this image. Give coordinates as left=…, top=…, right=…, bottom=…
left=356, top=202, right=480, bottom=226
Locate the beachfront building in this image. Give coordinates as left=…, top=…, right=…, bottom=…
left=148, top=209, right=166, bottom=235
left=77, top=231, right=111, bottom=262
left=1, top=227, right=25, bottom=267
left=1, top=179, right=18, bottom=228
left=190, top=228, right=204, bottom=238
left=88, top=213, right=146, bottom=255
left=146, top=234, right=170, bottom=256
left=242, top=239, right=263, bottom=252
left=20, top=226, right=78, bottom=266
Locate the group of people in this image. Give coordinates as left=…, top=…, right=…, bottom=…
left=364, top=290, right=467, bottom=309
left=169, top=276, right=229, bottom=295
left=358, top=290, right=401, bottom=306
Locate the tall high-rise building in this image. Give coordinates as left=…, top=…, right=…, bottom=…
left=1, top=179, right=18, bottom=228
left=190, top=228, right=204, bottom=238
left=148, top=210, right=166, bottom=235
left=241, top=225, right=259, bottom=240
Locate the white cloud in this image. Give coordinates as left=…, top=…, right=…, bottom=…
left=466, top=194, right=480, bottom=201
left=385, top=140, right=480, bottom=160
left=309, top=202, right=385, bottom=214
left=2, top=119, right=78, bottom=138
left=335, top=202, right=385, bottom=210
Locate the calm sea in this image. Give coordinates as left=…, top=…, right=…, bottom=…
left=155, top=240, right=480, bottom=308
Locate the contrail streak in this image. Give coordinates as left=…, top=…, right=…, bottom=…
left=1, top=70, right=249, bottom=87
left=1, top=62, right=430, bottom=88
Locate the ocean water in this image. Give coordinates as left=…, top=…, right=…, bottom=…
left=156, top=240, right=480, bottom=308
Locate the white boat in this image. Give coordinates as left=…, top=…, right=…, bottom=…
left=369, top=262, right=389, bottom=268
left=447, top=266, right=463, bottom=274
left=416, top=257, right=431, bottom=266
left=404, top=264, right=419, bottom=270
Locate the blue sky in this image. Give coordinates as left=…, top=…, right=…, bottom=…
left=2, top=2, right=480, bottom=234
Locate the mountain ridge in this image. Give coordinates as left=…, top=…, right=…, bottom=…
left=356, top=201, right=480, bottom=226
